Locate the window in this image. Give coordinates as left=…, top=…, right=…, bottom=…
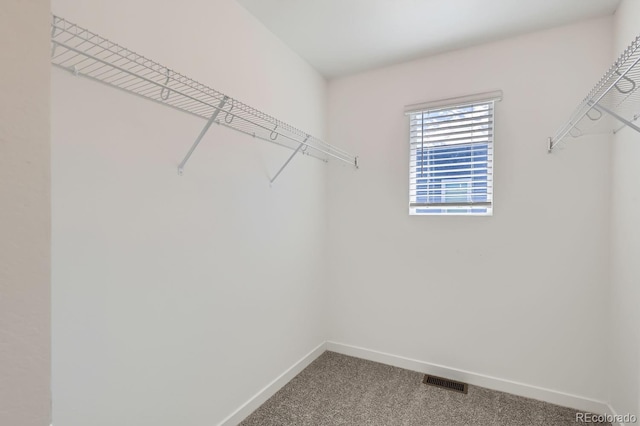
left=406, top=91, right=501, bottom=215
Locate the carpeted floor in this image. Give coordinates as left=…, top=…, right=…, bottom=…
left=240, top=351, right=609, bottom=426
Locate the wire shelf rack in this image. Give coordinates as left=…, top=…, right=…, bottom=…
left=549, top=33, right=640, bottom=152
left=50, top=15, right=358, bottom=180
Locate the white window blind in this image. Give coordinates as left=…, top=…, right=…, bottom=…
left=408, top=93, right=499, bottom=216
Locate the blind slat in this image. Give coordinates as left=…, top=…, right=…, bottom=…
left=410, top=155, right=493, bottom=167
left=409, top=112, right=492, bottom=127
left=410, top=141, right=493, bottom=150
left=411, top=204, right=491, bottom=208
left=411, top=187, right=492, bottom=191
left=409, top=175, right=490, bottom=188
left=410, top=165, right=493, bottom=175
left=411, top=129, right=492, bottom=141
left=411, top=136, right=491, bottom=146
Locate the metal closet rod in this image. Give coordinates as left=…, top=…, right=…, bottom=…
left=548, top=33, right=640, bottom=152
left=50, top=14, right=358, bottom=177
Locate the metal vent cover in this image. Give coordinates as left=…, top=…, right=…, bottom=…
left=423, top=374, right=468, bottom=394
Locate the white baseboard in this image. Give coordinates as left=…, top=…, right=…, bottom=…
left=326, top=341, right=611, bottom=416
left=219, top=341, right=620, bottom=425
left=217, top=342, right=327, bottom=426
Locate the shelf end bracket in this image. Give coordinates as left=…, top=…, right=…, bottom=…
left=178, top=96, right=229, bottom=175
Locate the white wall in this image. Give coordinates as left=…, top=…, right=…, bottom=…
left=327, top=17, right=613, bottom=404
left=610, top=0, right=640, bottom=419
left=51, top=1, right=328, bottom=425
left=0, top=1, right=51, bottom=425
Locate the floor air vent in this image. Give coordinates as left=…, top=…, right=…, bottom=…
left=423, top=374, right=468, bottom=394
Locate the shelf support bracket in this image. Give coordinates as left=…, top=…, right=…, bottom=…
left=614, top=113, right=640, bottom=134
left=270, top=136, right=309, bottom=185
left=178, top=96, right=229, bottom=175
left=590, top=101, right=640, bottom=134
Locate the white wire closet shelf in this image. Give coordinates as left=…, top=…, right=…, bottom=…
left=50, top=15, right=358, bottom=182
left=549, top=33, right=640, bottom=152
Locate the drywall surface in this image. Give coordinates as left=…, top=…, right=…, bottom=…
left=51, top=1, right=328, bottom=425
left=0, top=1, right=51, bottom=425
left=327, top=18, right=613, bottom=403
left=609, top=0, right=640, bottom=419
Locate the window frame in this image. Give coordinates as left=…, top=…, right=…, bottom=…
left=405, top=91, right=502, bottom=216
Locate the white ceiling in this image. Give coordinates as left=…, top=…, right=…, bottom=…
left=237, top=0, right=620, bottom=78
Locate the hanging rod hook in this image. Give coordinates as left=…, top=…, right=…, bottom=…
left=614, top=70, right=636, bottom=95
left=569, top=127, right=583, bottom=138
left=224, top=102, right=234, bottom=124
left=160, top=69, right=171, bottom=101
left=270, top=125, right=279, bottom=141
left=586, top=107, right=602, bottom=121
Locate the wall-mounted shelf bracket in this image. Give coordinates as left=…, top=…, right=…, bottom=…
left=178, top=97, right=228, bottom=175
left=270, top=136, right=309, bottom=185
left=548, top=34, right=640, bottom=152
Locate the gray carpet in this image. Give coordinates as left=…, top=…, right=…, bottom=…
left=240, top=351, right=609, bottom=426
